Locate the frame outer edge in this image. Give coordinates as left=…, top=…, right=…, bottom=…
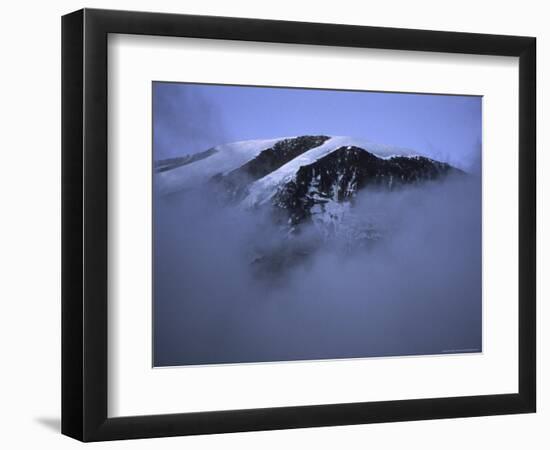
left=61, top=9, right=85, bottom=441
left=61, top=8, right=537, bottom=442
left=81, top=7, right=111, bottom=441
left=518, top=37, right=536, bottom=412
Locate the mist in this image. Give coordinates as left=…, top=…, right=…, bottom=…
left=153, top=175, right=482, bottom=366
left=153, top=82, right=228, bottom=160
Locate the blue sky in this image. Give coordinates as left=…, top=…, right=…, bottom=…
left=153, top=82, right=481, bottom=171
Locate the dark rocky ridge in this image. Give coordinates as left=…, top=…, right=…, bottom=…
left=212, top=135, right=330, bottom=199
left=155, top=148, right=218, bottom=173
left=273, top=146, right=460, bottom=226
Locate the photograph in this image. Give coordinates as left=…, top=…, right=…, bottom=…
left=152, top=82, right=483, bottom=367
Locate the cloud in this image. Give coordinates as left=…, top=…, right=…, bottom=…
left=153, top=83, right=227, bottom=160
left=153, top=175, right=482, bottom=366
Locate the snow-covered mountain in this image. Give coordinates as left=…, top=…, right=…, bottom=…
left=156, top=137, right=291, bottom=194
left=156, top=135, right=461, bottom=241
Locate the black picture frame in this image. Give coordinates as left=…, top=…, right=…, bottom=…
left=62, top=8, right=536, bottom=442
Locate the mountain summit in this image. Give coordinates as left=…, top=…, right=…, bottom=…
left=156, top=135, right=461, bottom=237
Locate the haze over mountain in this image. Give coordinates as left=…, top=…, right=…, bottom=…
left=153, top=135, right=481, bottom=365
left=156, top=135, right=462, bottom=242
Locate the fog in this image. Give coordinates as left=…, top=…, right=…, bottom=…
left=153, top=176, right=481, bottom=366
left=153, top=83, right=228, bottom=159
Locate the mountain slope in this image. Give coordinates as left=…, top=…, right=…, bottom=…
left=156, top=137, right=289, bottom=194
left=242, top=136, right=420, bottom=207
left=156, top=135, right=461, bottom=237
left=213, top=135, right=330, bottom=199
left=154, top=148, right=218, bottom=173
left=272, top=146, right=458, bottom=228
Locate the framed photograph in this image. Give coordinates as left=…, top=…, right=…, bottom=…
left=62, top=8, right=536, bottom=441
